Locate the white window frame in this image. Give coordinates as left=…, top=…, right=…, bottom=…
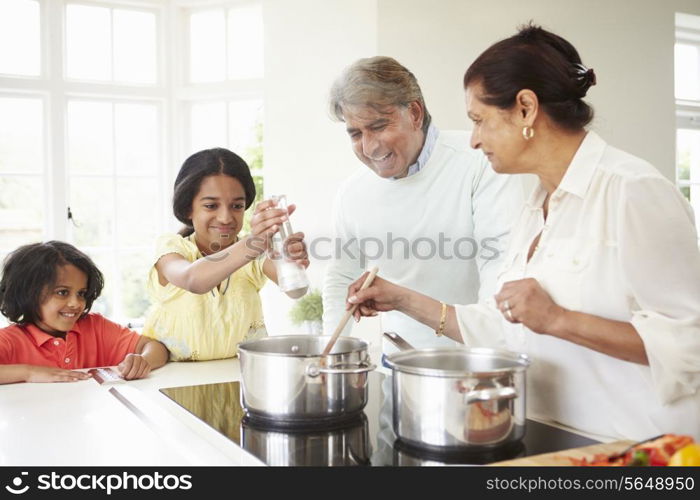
left=675, top=16, right=700, bottom=218
left=0, top=0, right=171, bottom=324
left=175, top=1, right=265, bottom=137
left=174, top=0, right=266, bottom=218
left=1, top=0, right=265, bottom=324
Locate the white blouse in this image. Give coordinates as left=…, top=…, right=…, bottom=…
left=455, top=131, right=700, bottom=441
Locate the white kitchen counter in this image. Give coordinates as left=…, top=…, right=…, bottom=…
left=0, top=344, right=607, bottom=467
left=0, top=359, right=264, bottom=466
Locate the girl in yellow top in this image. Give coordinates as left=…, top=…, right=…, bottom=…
left=143, top=148, right=309, bottom=361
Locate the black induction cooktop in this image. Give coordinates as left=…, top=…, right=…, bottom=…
left=160, top=372, right=597, bottom=466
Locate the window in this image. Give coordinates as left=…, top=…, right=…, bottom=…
left=183, top=3, right=265, bottom=231
left=675, top=12, right=700, bottom=232
left=66, top=4, right=157, bottom=83
left=0, top=0, right=265, bottom=327
left=67, top=99, right=161, bottom=320
left=0, top=0, right=165, bottom=326
left=188, top=4, right=263, bottom=83
left=0, top=95, right=45, bottom=252
left=62, top=1, right=163, bottom=323
left=0, top=1, right=46, bottom=325
left=0, top=0, right=40, bottom=77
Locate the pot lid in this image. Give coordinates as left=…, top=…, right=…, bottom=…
left=386, top=347, right=530, bottom=377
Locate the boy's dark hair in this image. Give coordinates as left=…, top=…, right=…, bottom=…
left=464, top=23, right=595, bottom=131
left=173, top=148, right=256, bottom=237
left=0, top=241, right=104, bottom=324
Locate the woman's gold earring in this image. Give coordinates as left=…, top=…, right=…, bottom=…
left=522, top=126, right=534, bottom=140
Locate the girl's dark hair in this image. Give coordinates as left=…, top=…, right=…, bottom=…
left=464, top=23, right=596, bottom=131
left=173, top=148, right=256, bottom=237
left=0, top=241, right=104, bottom=324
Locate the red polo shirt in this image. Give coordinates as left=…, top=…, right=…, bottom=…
left=0, top=313, right=141, bottom=369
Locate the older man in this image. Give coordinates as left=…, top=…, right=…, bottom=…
left=323, top=56, right=524, bottom=352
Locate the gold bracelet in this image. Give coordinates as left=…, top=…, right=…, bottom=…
left=436, top=302, right=447, bottom=337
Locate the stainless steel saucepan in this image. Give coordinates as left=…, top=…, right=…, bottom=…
left=383, top=331, right=530, bottom=451
left=238, top=335, right=376, bottom=421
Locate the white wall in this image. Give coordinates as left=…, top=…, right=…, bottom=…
left=259, top=0, right=699, bottom=345
left=260, top=0, right=381, bottom=341
left=377, top=0, right=700, bottom=180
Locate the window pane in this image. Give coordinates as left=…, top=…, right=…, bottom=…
left=113, top=9, right=157, bottom=84
left=681, top=185, right=690, bottom=201
left=115, top=103, right=158, bottom=175
left=0, top=96, right=43, bottom=173
left=690, top=185, right=700, bottom=233
left=88, top=251, right=114, bottom=318
left=66, top=4, right=111, bottom=81
left=189, top=10, right=225, bottom=83
left=675, top=43, right=700, bottom=101
left=677, top=128, right=700, bottom=233
left=0, top=0, right=40, bottom=76
left=0, top=176, right=43, bottom=251
left=67, top=100, right=113, bottom=174
left=116, top=178, right=158, bottom=245
left=677, top=129, right=700, bottom=183
left=227, top=4, right=263, bottom=79
left=70, top=177, right=114, bottom=247
left=190, top=101, right=227, bottom=151
left=228, top=100, right=263, bottom=163
left=119, top=251, right=152, bottom=320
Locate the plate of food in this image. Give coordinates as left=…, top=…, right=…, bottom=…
left=571, top=434, right=698, bottom=466
left=491, top=434, right=699, bottom=466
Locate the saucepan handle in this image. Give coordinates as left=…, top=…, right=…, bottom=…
left=306, top=361, right=376, bottom=377
left=383, top=331, right=415, bottom=352
left=463, top=386, right=517, bottom=405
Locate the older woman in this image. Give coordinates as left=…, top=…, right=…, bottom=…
left=347, top=25, right=700, bottom=441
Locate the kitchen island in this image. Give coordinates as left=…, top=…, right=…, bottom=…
left=0, top=358, right=604, bottom=466
left=0, top=359, right=262, bottom=465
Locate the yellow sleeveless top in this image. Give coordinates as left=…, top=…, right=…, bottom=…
left=142, top=233, right=267, bottom=361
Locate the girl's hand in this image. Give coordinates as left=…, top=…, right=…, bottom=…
left=250, top=199, right=296, bottom=238
left=24, top=365, right=91, bottom=383
left=284, top=231, right=310, bottom=269
left=346, top=274, right=408, bottom=322
left=494, top=278, right=567, bottom=334
left=117, top=353, right=152, bottom=380
left=249, top=199, right=297, bottom=253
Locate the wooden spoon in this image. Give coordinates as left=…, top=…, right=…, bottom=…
left=320, top=266, right=379, bottom=358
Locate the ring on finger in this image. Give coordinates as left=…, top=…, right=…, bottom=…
left=503, top=299, right=514, bottom=321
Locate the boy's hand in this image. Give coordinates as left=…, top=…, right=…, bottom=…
left=116, top=353, right=152, bottom=380
left=25, top=365, right=91, bottom=383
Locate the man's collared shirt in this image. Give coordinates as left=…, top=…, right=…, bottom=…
left=392, top=123, right=439, bottom=180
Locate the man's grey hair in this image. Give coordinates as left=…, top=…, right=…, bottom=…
left=329, top=56, right=432, bottom=133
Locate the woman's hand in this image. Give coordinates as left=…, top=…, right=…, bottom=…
left=117, top=353, right=152, bottom=380
left=346, top=274, right=409, bottom=321
left=24, top=365, right=91, bottom=383
left=494, top=278, right=567, bottom=334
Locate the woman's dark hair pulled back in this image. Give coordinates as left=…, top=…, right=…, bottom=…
left=172, top=148, right=256, bottom=237
left=464, top=23, right=596, bottom=131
